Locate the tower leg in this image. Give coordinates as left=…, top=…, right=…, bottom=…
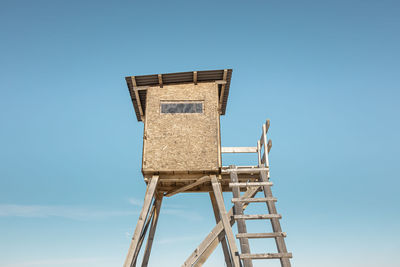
left=209, top=192, right=233, bottom=267
left=124, top=175, right=159, bottom=267
left=141, top=193, right=163, bottom=267
left=182, top=186, right=259, bottom=267
left=210, top=175, right=241, bottom=267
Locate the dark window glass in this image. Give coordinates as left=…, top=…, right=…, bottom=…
left=161, top=102, right=203, bottom=114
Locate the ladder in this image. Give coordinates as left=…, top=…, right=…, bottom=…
left=229, top=166, right=292, bottom=267
left=222, top=119, right=292, bottom=267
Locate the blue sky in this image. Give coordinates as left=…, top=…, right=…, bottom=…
left=0, top=0, right=399, bottom=266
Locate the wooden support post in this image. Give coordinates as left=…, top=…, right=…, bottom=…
left=132, top=204, right=155, bottom=266
left=165, top=176, right=210, bottom=197
left=230, top=167, right=252, bottom=267
left=182, top=186, right=260, bottom=267
left=141, top=193, right=163, bottom=267
left=210, top=175, right=241, bottom=267
left=124, top=176, right=159, bottom=267
left=209, top=192, right=233, bottom=267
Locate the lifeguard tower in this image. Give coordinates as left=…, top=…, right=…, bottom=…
left=123, top=69, right=292, bottom=267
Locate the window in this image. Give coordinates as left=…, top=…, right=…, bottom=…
left=161, top=102, right=203, bottom=114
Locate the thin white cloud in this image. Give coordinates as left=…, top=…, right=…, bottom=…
left=0, top=204, right=137, bottom=220
left=128, top=197, right=203, bottom=221
left=128, top=197, right=144, bottom=207
left=162, top=208, right=203, bottom=221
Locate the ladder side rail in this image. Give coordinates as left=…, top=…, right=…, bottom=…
left=230, top=168, right=253, bottom=267
left=259, top=172, right=291, bottom=267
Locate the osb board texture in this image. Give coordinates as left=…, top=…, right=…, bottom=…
left=143, top=82, right=220, bottom=174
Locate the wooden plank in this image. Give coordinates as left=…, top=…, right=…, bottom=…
left=183, top=143, right=276, bottom=266
left=211, top=175, right=241, bottom=267
left=193, top=71, right=198, bottom=85
left=257, top=140, right=261, bottom=167
left=222, top=147, right=258, bottom=153
left=132, top=204, right=155, bottom=266
left=131, top=76, right=137, bottom=87
left=124, top=176, right=159, bottom=267
left=233, top=214, right=281, bottom=220
left=207, top=192, right=232, bottom=267
left=229, top=182, right=273, bottom=187
left=133, top=84, right=144, bottom=121
left=165, top=176, right=210, bottom=197
left=259, top=170, right=291, bottom=267
left=182, top=186, right=260, bottom=267
left=218, top=69, right=228, bottom=113
left=230, top=169, right=253, bottom=267
left=222, top=167, right=269, bottom=174
left=158, top=74, right=163, bottom=88
left=240, top=253, right=292, bottom=260
left=236, top=232, right=287, bottom=239
left=231, top=197, right=277, bottom=203
left=141, top=193, right=163, bottom=267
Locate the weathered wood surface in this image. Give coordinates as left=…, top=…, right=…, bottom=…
left=236, top=232, right=287, bottom=239
left=182, top=186, right=260, bottom=267
left=233, top=214, right=281, bottom=220
left=124, top=176, right=159, bottom=267
left=230, top=169, right=252, bottom=267
left=141, top=193, right=163, bottom=267
left=211, top=175, right=241, bottom=267
left=240, top=253, right=292, bottom=260
left=260, top=170, right=291, bottom=267
left=231, top=197, right=277, bottom=203
left=229, top=182, right=273, bottom=187
left=222, top=147, right=258, bottom=153
left=208, top=193, right=232, bottom=267
left=165, top=176, right=210, bottom=197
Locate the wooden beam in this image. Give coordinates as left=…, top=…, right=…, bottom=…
left=165, top=176, right=210, bottom=197
left=193, top=71, right=198, bottom=85
left=132, top=204, right=155, bottom=266
left=207, top=192, right=232, bottom=267
left=182, top=186, right=260, bottom=267
left=215, top=80, right=227, bottom=85
left=124, top=176, right=159, bottom=267
left=131, top=76, right=137, bottom=87
left=222, top=147, right=257, bottom=153
left=183, top=144, right=275, bottom=266
left=230, top=169, right=253, bottom=267
left=158, top=74, right=163, bottom=88
left=229, top=182, right=273, bottom=187
left=218, top=69, right=228, bottom=113
left=141, top=193, right=163, bottom=267
left=211, top=175, right=241, bottom=267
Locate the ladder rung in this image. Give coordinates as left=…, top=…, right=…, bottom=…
left=236, top=232, right=287, bottom=239
left=232, top=197, right=277, bottom=203
left=233, top=214, right=281, bottom=220
left=229, top=182, right=273, bottom=187
left=223, top=167, right=269, bottom=174
left=240, top=253, right=292, bottom=259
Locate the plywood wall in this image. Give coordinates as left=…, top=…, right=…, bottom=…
left=142, top=82, right=220, bottom=174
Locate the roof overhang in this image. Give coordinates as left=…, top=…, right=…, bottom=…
left=125, top=69, right=233, bottom=121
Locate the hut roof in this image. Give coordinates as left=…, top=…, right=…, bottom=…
left=125, top=69, right=233, bottom=121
